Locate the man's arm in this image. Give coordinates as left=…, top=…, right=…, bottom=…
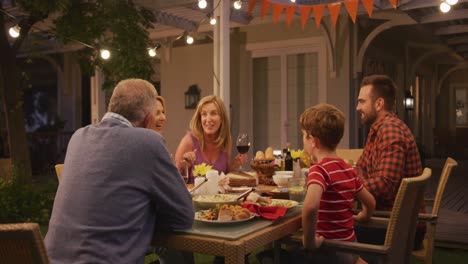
left=149, top=137, right=194, bottom=231
left=362, top=126, right=406, bottom=207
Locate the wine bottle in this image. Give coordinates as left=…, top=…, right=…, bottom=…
left=284, top=150, right=293, bottom=171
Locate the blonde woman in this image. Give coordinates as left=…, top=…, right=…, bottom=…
left=147, top=96, right=166, bottom=134
left=175, top=95, right=247, bottom=184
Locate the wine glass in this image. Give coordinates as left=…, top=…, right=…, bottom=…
left=236, top=133, right=250, bottom=169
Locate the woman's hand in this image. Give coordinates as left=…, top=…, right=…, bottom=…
left=182, top=149, right=197, bottom=167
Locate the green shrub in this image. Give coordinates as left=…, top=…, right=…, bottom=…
left=0, top=176, right=56, bottom=227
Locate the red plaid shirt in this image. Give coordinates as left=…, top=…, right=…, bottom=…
left=356, top=113, right=422, bottom=211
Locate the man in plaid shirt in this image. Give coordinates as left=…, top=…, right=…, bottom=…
left=354, top=75, right=424, bottom=250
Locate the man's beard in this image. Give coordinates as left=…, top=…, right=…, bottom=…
left=359, top=109, right=377, bottom=126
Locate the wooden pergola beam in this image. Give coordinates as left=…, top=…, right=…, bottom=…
left=435, top=25, right=468, bottom=36
left=419, top=10, right=468, bottom=24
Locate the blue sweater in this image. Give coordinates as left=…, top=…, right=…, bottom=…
left=45, top=118, right=194, bottom=263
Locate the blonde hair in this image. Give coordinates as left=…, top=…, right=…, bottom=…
left=299, top=103, right=345, bottom=150
left=108, top=79, right=158, bottom=123
left=156, top=96, right=166, bottom=113
left=190, top=95, right=232, bottom=151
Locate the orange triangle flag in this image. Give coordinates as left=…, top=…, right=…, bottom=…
left=248, top=0, right=258, bottom=15
left=362, top=0, right=374, bottom=17
left=272, top=3, right=285, bottom=24
left=388, top=0, right=397, bottom=9
left=328, top=3, right=341, bottom=27
left=312, top=5, right=325, bottom=29
left=285, top=6, right=296, bottom=27
left=299, top=6, right=312, bottom=29
left=261, top=0, right=271, bottom=20
left=344, top=0, right=359, bottom=23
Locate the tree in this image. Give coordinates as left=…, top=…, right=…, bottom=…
left=0, top=0, right=155, bottom=182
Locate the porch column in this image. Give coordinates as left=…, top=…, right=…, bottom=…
left=90, top=68, right=106, bottom=124
left=213, top=0, right=230, bottom=116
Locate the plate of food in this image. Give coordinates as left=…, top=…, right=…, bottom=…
left=268, top=199, right=299, bottom=209
left=192, top=194, right=241, bottom=210
left=195, top=204, right=256, bottom=224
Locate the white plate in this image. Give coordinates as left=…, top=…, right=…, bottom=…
left=269, top=199, right=299, bottom=209
left=194, top=211, right=256, bottom=224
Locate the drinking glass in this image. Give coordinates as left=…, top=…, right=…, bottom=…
left=181, top=160, right=190, bottom=184
left=236, top=133, right=250, bottom=155
left=288, top=178, right=306, bottom=204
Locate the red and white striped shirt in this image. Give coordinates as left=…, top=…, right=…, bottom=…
left=307, top=158, right=363, bottom=241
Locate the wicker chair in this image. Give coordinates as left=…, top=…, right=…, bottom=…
left=55, top=164, right=64, bottom=182
left=320, top=168, right=432, bottom=264
left=412, top=158, right=457, bottom=264
left=336, top=149, right=363, bottom=165
left=0, top=223, right=49, bottom=264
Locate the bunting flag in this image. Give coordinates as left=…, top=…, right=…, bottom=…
left=247, top=0, right=397, bottom=29
left=261, top=0, right=271, bottom=20
left=361, top=0, right=374, bottom=17
left=328, top=2, right=341, bottom=27
left=312, top=5, right=325, bottom=28
left=248, top=0, right=258, bottom=15
left=273, top=3, right=285, bottom=24
left=344, top=0, right=359, bottom=23
left=299, top=6, right=312, bottom=29
left=285, top=6, right=296, bottom=27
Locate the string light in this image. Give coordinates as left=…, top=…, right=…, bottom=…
left=100, top=49, right=111, bottom=60
left=186, top=35, right=194, bottom=44
left=148, top=48, right=157, bottom=57
left=198, top=0, right=207, bottom=9
left=440, top=2, right=451, bottom=13
left=8, top=25, right=20, bottom=38
left=210, top=17, right=217, bottom=25
left=446, top=0, right=458, bottom=5
left=233, top=0, right=242, bottom=10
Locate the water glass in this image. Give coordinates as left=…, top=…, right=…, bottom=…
left=288, top=178, right=306, bottom=204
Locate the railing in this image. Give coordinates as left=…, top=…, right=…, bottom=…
left=27, top=131, right=74, bottom=175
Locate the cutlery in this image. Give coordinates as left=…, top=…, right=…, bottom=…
left=235, top=187, right=255, bottom=201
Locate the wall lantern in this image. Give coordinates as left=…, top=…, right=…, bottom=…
left=185, top=84, right=201, bottom=109
left=404, top=90, right=414, bottom=111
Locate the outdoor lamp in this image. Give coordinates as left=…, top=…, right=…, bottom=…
left=185, top=84, right=201, bottom=109
left=404, top=91, right=414, bottom=111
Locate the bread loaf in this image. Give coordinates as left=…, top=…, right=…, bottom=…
left=265, top=147, right=274, bottom=159
left=255, top=151, right=265, bottom=160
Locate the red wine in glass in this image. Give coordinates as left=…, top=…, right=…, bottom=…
left=237, top=145, right=250, bottom=154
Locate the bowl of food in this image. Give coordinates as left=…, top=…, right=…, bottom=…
left=272, top=172, right=293, bottom=188
left=192, top=194, right=241, bottom=210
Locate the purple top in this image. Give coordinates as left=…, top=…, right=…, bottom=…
left=187, top=132, right=228, bottom=183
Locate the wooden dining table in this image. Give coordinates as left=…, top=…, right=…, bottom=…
left=159, top=203, right=302, bottom=264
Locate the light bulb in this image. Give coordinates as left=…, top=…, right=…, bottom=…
left=440, top=2, right=451, bottom=13
left=290, top=0, right=296, bottom=3
left=210, top=17, right=217, bottom=25
left=9, top=26, right=20, bottom=38
left=148, top=48, right=156, bottom=57
left=198, top=0, right=207, bottom=9
left=446, top=0, right=458, bottom=5
left=186, top=35, right=194, bottom=44
left=233, top=0, right=242, bottom=10
left=100, top=49, right=111, bottom=60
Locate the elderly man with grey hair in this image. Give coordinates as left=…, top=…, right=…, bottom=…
left=45, top=79, right=194, bottom=264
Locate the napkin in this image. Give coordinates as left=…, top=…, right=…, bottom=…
left=242, top=203, right=287, bottom=220
left=218, top=172, right=231, bottom=193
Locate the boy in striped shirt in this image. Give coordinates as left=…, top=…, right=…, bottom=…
left=299, top=103, right=375, bottom=263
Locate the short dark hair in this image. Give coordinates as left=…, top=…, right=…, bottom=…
left=299, top=103, right=345, bottom=150
left=360, top=75, right=396, bottom=111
